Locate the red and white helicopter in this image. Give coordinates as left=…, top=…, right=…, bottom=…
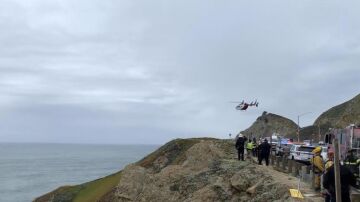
left=231, top=100, right=259, bottom=111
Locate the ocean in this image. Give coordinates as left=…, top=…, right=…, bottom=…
left=0, top=143, right=159, bottom=202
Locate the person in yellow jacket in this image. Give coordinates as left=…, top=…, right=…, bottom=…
left=311, top=146, right=324, bottom=191
left=246, top=140, right=254, bottom=157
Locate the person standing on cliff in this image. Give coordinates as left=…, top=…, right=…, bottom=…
left=258, top=139, right=271, bottom=166
left=235, top=134, right=247, bottom=161
left=323, top=163, right=357, bottom=202
left=246, top=139, right=254, bottom=157
left=252, top=137, right=257, bottom=157
left=310, top=147, right=324, bottom=191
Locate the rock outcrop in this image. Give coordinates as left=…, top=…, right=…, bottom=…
left=111, top=139, right=291, bottom=202
left=34, top=138, right=291, bottom=202
left=241, top=111, right=298, bottom=139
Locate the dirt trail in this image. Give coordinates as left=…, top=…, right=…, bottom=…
left=248, top=155, right=323, bottom=202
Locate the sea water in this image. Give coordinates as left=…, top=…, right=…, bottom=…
left=0, top=143, right=159, bottom=202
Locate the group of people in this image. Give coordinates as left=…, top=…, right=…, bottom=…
left=311, top=147, right=359, bottom=202
left=235, top=135, right=360, bottom=202
left=235, top=134, right=271, bottom=166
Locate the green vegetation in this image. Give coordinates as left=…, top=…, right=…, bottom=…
left=73, top=171, right=121, bottom=202
left=34, top=171, right=122, bottom=202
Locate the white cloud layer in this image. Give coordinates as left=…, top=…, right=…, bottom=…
left=1, top=0, right=360, bottom=144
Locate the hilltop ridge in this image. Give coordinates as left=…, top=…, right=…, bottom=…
left=241, top=93, right=360, bottom=140
left=314, top=93, right=360, bottom=128
left=241, top=111, right=298, bottom=139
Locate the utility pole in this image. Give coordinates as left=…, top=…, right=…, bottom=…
left=318, top=124, right=321, bottom=143
left=297, top=112, right=312, bottom=142
left=334, top=138, right=342, bottom=202
left=297, top=116, right=300, bottom=142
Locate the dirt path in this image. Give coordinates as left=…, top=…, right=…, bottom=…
left=226, top=144, right=323, bottom=201
left=249, top=156, right=323, bottom=202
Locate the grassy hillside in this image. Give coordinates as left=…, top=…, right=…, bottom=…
left=314, top=94, right=360, bottom=128
left=34, top=171, right=122, bottom=202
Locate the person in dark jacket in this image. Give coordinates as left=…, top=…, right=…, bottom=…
left=323, top=163, right=357, bottom=202
left=258, top=139, right=271, bottom=166
left=235, top=134, right=247, bottom=161
left=344, top=149, right=360, bottom=178
left=252, top=137, right=258, bottom=157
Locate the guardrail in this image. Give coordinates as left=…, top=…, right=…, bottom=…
left=267, top=154, right=360, bottom=201
left=269, top=155, right=315, bottom=189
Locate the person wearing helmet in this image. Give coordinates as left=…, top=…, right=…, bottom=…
left=235, top=134, right=247, bottom=161
left=323, top=162, right=357, bottom=202
left=311, top=146, right=324, bottom=191
left=322, top=158, right=334, bottom=202
left=344, top=149, right=360, bottom=179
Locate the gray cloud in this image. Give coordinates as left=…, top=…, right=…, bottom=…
left=1, top=0, right=360, bottom=144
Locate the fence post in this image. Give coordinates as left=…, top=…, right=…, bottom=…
left=295, top=163, right=301, bottom=176
left=310, top=170, right=315, bottom=189
left=271, top=155, right=275, bottom=166
left=287, top=160, right=293, bottom=174
left=292, top=162, right=297, bottom=176
left=281, top=156, right=286, bottom=171
left=276, top=156, right=281, bottom=169
left=301, top=166, right=308, bottom=182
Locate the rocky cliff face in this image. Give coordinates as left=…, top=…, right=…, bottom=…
left=314, top=93, right=360, bottom=128
left=99, top=139, right=292, bottom=202
left=241, top=111, right=298, bottom=139
left=34, top=138, right=291, bottom=202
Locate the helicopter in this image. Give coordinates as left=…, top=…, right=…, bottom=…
left=231, top=100, right=259, bottom=111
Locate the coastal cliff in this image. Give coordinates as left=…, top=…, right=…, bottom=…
left=241, top=112, right=298, bottom=139
left=241, top=93, right=360, bottom=140
left=34, top=138, right=292, bottom=202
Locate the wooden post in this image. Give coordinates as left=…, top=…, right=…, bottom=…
left=296, top=163, right=301, bottom=176
left=310, top=170, right=315, bottom=189
left=281, top=156, right=286, bottom=171
left=334, top=138, right=342, bottom=202
left=288, top=160, right=293, bottom=174
left=301, top=166, right=307, bottom=182
left=292, top=162, right=297, bottom=176
left=272, top=155, right=276, bottom=165
left=276, top=156, right=280, bottom=169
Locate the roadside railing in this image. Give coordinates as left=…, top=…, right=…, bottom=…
left=270, top=155, right=315, bottom=189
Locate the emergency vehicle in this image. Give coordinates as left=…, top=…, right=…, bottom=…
left=324, top=124, right=360, bottom=160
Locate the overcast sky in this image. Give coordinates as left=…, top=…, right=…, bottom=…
left=1, top=0, right=360, bottom=144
